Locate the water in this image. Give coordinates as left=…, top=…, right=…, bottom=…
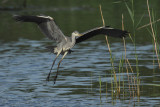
left=0, top=0, right=160, bottom=106
left=0, top=39, right=159, bottom=106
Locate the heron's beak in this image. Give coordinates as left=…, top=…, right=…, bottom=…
left=78, top=33, right=83, bottom=36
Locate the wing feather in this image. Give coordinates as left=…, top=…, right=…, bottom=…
left=13, top=15, right=66, bottom=43
left=76, top=26, right=128, bottom=44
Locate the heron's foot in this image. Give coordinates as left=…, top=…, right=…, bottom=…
left=46, top=73, right=51, bottom=81
left=46, top=76, right=49, bottom=81
left=53, top=75, right=57, bottom=84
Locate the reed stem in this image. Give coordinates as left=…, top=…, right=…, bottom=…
left=147, top=0, right=160, bottom=69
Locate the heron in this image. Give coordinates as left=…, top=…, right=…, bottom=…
left=13, top=15, right=128, bottom=84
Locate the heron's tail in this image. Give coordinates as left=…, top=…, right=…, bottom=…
left=46, top=46, right=56, bottom=54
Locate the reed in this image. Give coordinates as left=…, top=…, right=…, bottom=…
left=150, top=10, right=157, bottom=71
left=127, top=59, right=137, bottom=98
left=125, top=0, right=139, bottom=75
left=124, top=1, right=143, bottom=99
left=147, top=0, right=160, bottom=69
left=146, top=13, right=159, bottom=71
left=98, top=1, right=145, bottom=101
left=99, top=75, right=102, bottom=99
left=99, top=4, right=118, bottom=97
left=123, top=2, right=142, bottom=99
left=118, top=58, right=122, bottom=96
left=121, top=14, right=127, bottom=98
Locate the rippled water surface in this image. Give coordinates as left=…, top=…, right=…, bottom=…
left=0, top=38, right=160, bottom=107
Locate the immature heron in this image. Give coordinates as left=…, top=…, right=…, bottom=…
left=13, top=15, right=128, bottom=84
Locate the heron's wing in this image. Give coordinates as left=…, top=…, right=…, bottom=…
left=76, top=26, right=128, bottom=44
left=13, top=15, right=66, bottom=43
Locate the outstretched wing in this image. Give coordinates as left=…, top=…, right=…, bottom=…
left=13, top=15, right=66, bottom=43
left=76, top=26, right=128, bottom=44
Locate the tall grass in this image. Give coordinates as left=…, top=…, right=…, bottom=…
left=125, top=0, right=139, bottom=75
left=99, top=75, right=102, bottom=99
left=147, top=0, right=160, bottom=69
left=125, top=0, right=142, bottom=98
left=98, top=0, right=151, bottom=102
left=99, top=5, right=118, bottom=96
left=96, top=0, right=160, bottom=104
left=121, top=13, right=132, bottom=97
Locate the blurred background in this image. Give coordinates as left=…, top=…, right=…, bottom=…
left=0, top=0, right=160, bottom=106
left=1, top=0, right=159, bottom=43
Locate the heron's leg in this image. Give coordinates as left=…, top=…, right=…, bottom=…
left=46, top=51, right=61, bottom=81
left=54, top=51, right=68, bottom=84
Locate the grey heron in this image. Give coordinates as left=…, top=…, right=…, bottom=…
left=13, top=15, right=128, bottom=84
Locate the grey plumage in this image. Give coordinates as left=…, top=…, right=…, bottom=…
left=13, top=15, right=128, bottom=84
left=14, top=15, right=66, bottom=43
left=76, top=26, right=128, bottom=44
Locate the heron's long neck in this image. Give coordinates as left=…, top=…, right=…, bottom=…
left=71, top=35, right=76, bottom=46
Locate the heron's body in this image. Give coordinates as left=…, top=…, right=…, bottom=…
left=13, top=15, right=128, bottom=84
left=46, top=33, right=76, bottom=55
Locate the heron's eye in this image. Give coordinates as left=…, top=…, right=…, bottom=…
left=74, top=31, right=79, bottom=34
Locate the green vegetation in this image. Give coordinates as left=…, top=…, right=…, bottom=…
left=98, top=0, right=159, bottom=103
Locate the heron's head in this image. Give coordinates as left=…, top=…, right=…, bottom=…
left=72, top=31, right=82, bottom=37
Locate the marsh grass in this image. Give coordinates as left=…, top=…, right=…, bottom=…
left=118, top=58, right=122, bottom=96
left=99, top=75, right=102, bottom=99
left=99, top=4, right=118, bottom=98
left=125, top=0, right=144, bottom=98
left=126, top=0, right=140, bottom=73
left=146, top=0, right=160, bottom=69
left=98, top=1, right=141, bottom=102
left=97, top=0, right=159, bottom=103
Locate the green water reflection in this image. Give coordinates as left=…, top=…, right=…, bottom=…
left=1, top=0, right=160, bottom=43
